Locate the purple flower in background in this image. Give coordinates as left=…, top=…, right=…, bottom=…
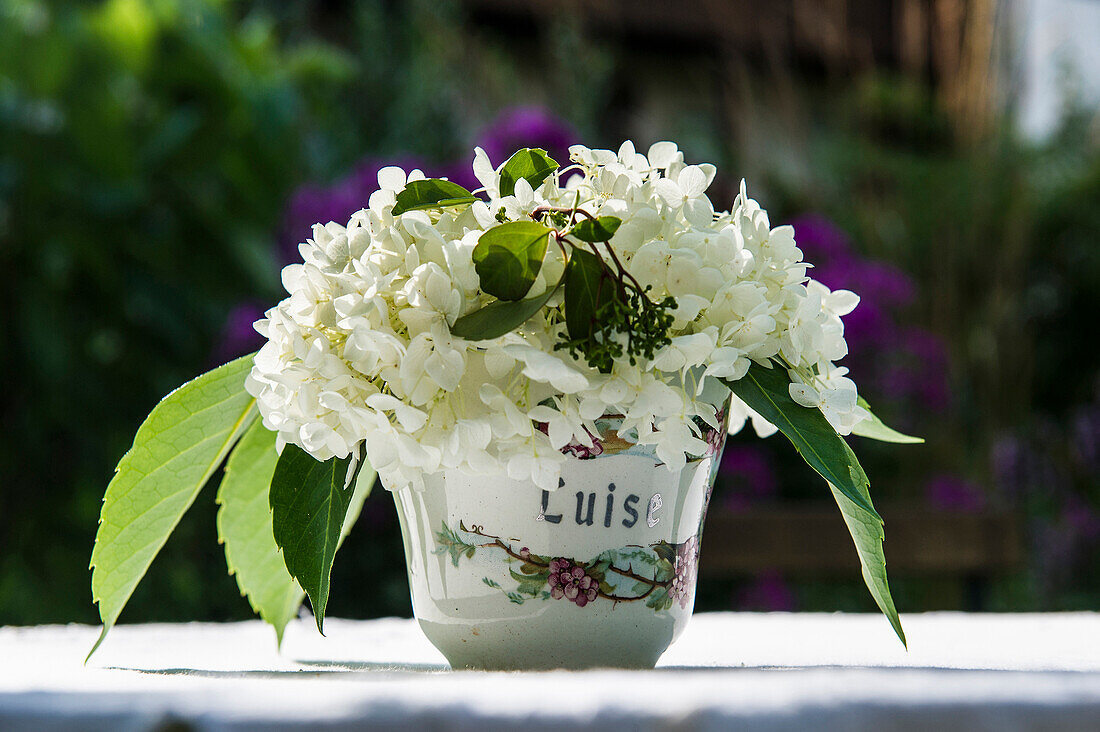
left=925, top=473, right=987, bottom=513
left=990, top=435, right=1025, bottom=498
left=788, top=214, right=853, bottom=261
left=280, top=183, right=360, bottom=264
left=793, top=215, right=914, bottom=305
left=1071, top=378, right=1100, bottom=474
left=825, top=260, right=916, bottom=312
left=477, top=106, right=576, bottom=170
left=991, top=426, right=1070, bottom=502
left=791, top=215, right=950, bottom=416
left=793, top=216, right=916, bottom=324
left=279, top=156, right=431, bottom=265
left=276, top=107, right=576, bottom=265
left=736, top=571, right=796, bottom=612
left=892, top=327, right=951, bottom=411
left=1072, top=410, right=1100, bottom=474
left=990, top=414, right=1099, bottom=603
left=548, top=558, right=598, bottom=607
left=211, top=301, right=266, bottom=365
left=1063, top=494, right=1100, bottom=541
left=431, top=160, right=480, bottom=195
left=719, top=445, right=778, bottom=512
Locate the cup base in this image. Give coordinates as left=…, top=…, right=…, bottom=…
left=417, top=607, right=672, bottom=670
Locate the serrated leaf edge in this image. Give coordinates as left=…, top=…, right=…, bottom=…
left=215, top=421, right=304, bottom=648
left=87, top=356, right=257, bottom=662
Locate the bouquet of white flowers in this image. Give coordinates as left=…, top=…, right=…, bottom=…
left=89, top=142, right=920, bottom=657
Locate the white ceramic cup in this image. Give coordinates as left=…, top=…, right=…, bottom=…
left=393, top=392, right=730, bottom=670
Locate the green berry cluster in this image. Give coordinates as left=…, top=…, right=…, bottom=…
left=556, top=286, right=676, bottom=373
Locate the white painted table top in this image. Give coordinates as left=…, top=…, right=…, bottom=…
left=3, top=612, right=1100, bottom=730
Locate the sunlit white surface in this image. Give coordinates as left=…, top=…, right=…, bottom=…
left=2, top=613, right=1100, bottom=730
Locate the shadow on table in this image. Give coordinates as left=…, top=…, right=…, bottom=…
left=107, top=662, right=1100, bottom=677
left=106, top=659, right=450, bottom=678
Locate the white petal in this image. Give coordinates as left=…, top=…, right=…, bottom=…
left=697, top=163, right=717, bottom=189
left=683, top=196, right=715, bottom=227
left=827, top=289, right=860, bottom=316
left=377, top=166, right=407, bottom=192
left=647, top=141, right=679, bottom=168
left=749, top=412, right=778, bottom=438
left=513, top=176, right=535, bottom=205
left=654, top=178, right=684, bottom=207
left=677, top=166, right=708, bottom=198
left=788, top=383, right=820, bottom=408
left=472, top=147, right=497, bottom=192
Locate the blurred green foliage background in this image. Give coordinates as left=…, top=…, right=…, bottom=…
left=1, top=0, right=1097, bottom=627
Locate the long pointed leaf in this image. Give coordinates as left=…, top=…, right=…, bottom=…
left=218, top=427, right=374, bottom=645
left=721, top=364, right=904, bottom=645
left=88, top=354, right=257, bottom=660
left=269, top=444, right=361, bottom=634
left=721, top=365, right=880, bottom=520
left=852, top=397, right=924, bottom=444
left=829, top=461, right=906, bottom=646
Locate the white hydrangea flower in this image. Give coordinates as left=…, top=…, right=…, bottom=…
left=247, top=145, right=868, bottom=493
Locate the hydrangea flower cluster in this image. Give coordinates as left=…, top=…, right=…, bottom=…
left=246, top=141, right=868, bottom=492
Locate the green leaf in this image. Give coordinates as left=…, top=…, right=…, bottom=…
left=498, top=147, right=558, bottom=197
left=721, top=365, right=881, bottom=521
left=217, top=421, right=301, bottom=645
left=450, top=276, right=561, bottom=340
left=88, top=355, right=258, bottom=660
left=433, top=521, right=475, bottom=567
left=645, top=587, right=670, bottom=610
left=829, top=476, right=906, bottom=647
left=269, top=444, right=360, bottom=635
left=852, top=397, right=924, bottom=444
left=652, top=541, right=675, bottom=564
left=517, top=582, right=544, bottom=598
left=569, top=216, right=622, bottom=243
left=472, top=221, right=553, bottom=301
left=391, top=178, right=477, bottom=216
left=563, top=248, right=617, bottom=345
left=721, top=364, right=905, bottom=645
left=509, top=567, right=537, bottom=584
left=217, top=423, right=374, bottom=646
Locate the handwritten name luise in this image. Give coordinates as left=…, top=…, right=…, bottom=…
left=537, top=481, right=662, bottom=529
